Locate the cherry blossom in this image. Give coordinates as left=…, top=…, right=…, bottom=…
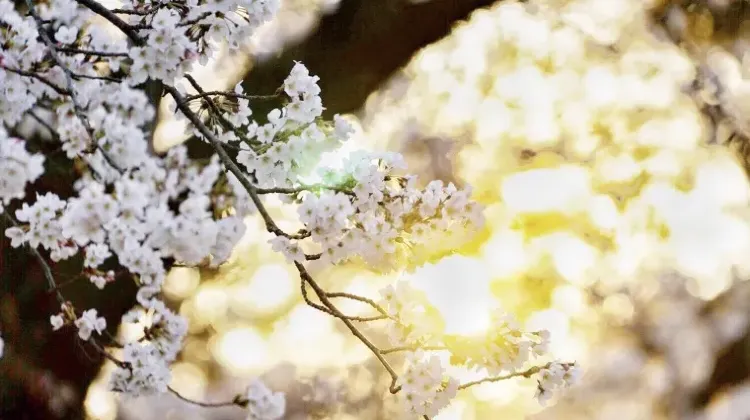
left=0, top=0, right=573, bottom=417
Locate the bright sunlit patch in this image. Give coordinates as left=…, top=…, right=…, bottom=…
left=193, top=286, right=228, bottom=323
left=434, top=399, right=471, bottom=420
left=269, top=304, right=358, bottom=367
left=169, top=362, right=207, bottom=400
left=501, top=166, right=591, bottom=214
left=525, top=309, right=570, bottom=345
left=693, top=152, right=750, bottom=206
left=213, top=327, right=269, bottom=372
left=408, top=255, right=493, bottom=335
left=531, top=232, right=598, bottom=285
left=587, top=194, right=619, bottom=231
left=235, top=217, right=266, bottom=247
left=552, top=285, right=586, bottom=316
left=119, top=309, right=156, bottom=342
left=471, top=376, right=523, bottom=404
left=602, top=293, right=634, bottom=323
left=163, top=267, right=200, bottom=300
left=230, top=264, right=293, bottom=315
left=297, top=115, right=361, bottom=185
left=475, top=98, right=513, bottom=144
left=481, top=230, right=528, bottom=278
left=153, top=118, right=188, bottom=153
left=84, top=377, right=117, bottom=420
left=595, top=153, right=642, bottom=182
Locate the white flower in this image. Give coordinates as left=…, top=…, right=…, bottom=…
left=333, top=114, right=354, bottom=141
left=109, top=343, right=171, bottom=396
left=50, top=314, right=65, bottom=330
left=4, top=227, right=25, bottom=247
left=397, top=352, right=457, bottom=417
left=74, top=309, right=106, bottom=341
left=245, top=379, right=286, bottom=420
left=283, top=62, right=321, bottom=98
left=533, top=362, right=580, bottom=406
left=84, top=243, right=111, bottom=268
left=55, top=25, right=78, bottom=43
left=269, top=236, right=306, bottom=263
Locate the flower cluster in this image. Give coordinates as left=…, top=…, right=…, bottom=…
left=282, top=162, right=484, bottom=271
left=245, top=379, right=286, bottom=420
left=0, top=0, right=575, bottom=417
left=534, top=362, right=582, bottom=405
left=127, top=1, right=279, bottom=85
left=6, top=193, right=76, bottom=261
left=122, top=300, right=189, bottom=362
left=379, top=281, right=435, bottom=346
left=397, top=352, right=459, bottom=418
left=0, top=129, right=45, bottom=214
left=226, top=63, right=341, bottom=187
left=377, top=280, right=574, bottom=416
left=6, top=145, right=250, bottom=395
left=449, top=310, right=552, bottom=375
left=74, top=309, right=107, bottom=341
left=110, top=342, right=172, bottom=397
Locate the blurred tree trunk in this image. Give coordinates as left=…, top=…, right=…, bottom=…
left=241, top=0, right=496, bottom=118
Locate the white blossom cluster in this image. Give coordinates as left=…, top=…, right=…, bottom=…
left=0, top=129, right=46, bottom=214
left=5, top=147, right=249, bottom=394
left=6, top=193, right=77, bottom=261
left=122, top=299, right=189, bottom=362
left=397, top=352, right=459, bottom=418
left=269, top=163, right=485, bottom=271
left=377, top=281, right=574, bottom=416
left=200, top=63, right=338, bottom=185
left=111, top=342, right=172, bottom=397
left=74, top=308, right=107, bottom=340
left=534, top=362, right=582, bottom=406
left=453, top=311, right=553, bottom=375
left=0, top=1, right=69, bottom=126
left=379, top=281, right=436, bottom=346
left=1, top=0, right=153, bottom=170
left=123, top=0, right=278, bottom=85
left=245, top=379, right=286, bottom=420
left=294, top=159, right=484, bottom=270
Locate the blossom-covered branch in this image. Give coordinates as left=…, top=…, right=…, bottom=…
left=0, top=0, right=580, bottom=418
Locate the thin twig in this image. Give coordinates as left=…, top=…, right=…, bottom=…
left=56, top=47, right=128, bottom=57
left=457, top=362, right=554, bottom=390
left=74, top=0, right=145, bottom=45
left=3, top=213, right=65, bottom=305
left=326, top=292, right=391, bottom=318
left=183, top=90, right=279, bottom=102
left=27, top=110, right=60, bottom=140
left=109, top=8, right=150, bottom=16
left=26, top=0, right=124, bottom=174
left=380, top=345, right=447, bottom=355
left=0, top=65, right=70, bottom=95
left=71, top=72, right=122, bottom=83
left=165, top=81, right=402, bottom=392
left=295, top=261, right=401, bottom=393
left=168, top=386, right=248, bottom=408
